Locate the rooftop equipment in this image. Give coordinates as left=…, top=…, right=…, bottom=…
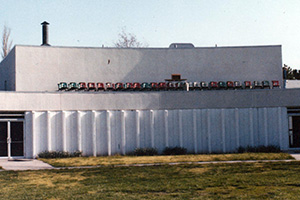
left=169, top=43, right=195, bottom=49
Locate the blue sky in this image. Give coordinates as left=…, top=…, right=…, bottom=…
left=1, top=0, right=300, bottom=68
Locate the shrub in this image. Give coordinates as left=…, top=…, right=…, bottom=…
left=133, top=148, right=158, bottom=156
left=236, top=145, right=281, bottom=153
left=163, top=147, right=187, bottom=155
left=38, top=151, right=82, bottom=158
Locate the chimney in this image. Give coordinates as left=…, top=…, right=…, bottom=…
left=41, top=21, right=50, bottom=46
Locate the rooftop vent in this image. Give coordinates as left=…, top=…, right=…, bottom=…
left=169, top=43, right=194, bottom=49
left=41, top=21, right=50, bottom=46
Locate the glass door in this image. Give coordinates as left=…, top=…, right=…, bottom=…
left=0, top=120, right=24, bottom=157
left=0, top=122, right=8, bottom=156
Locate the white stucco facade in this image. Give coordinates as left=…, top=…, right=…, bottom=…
left=0, top=44, right=297, bottom=158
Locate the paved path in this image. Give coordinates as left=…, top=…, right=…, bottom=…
left=0, top=153, right=299, bottom=171
left=0, top=159, right=53, bottom=171
left=289, top=153, right=300, bottom=160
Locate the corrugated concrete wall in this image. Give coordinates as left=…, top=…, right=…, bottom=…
left=24, top=107, right=288, bottom=158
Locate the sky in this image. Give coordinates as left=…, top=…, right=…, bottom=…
left=0, top=0, right=300, bottom=68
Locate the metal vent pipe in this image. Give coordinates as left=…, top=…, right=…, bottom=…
left=41, top=21, right=50, bottom=46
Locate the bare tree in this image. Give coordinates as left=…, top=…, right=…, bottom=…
left=114, top=27, right=147, bottom=48
left=1, top=25, right=13, bottom=59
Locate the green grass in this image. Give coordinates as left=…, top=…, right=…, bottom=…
left=0, top=161, right=300, bottom=199
left=39, top=153, right=294, bottom=167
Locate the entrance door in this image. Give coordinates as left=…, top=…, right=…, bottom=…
left=0, top=121, right=24, bottom=157
left=289, top=116, right=300, bottom=148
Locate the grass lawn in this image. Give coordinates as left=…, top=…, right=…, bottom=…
left=0, top=161, right=300, bottom=199
left=39, top=153, right=294, bottom=167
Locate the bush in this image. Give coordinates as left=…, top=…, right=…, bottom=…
left=133, top=148, right=158, bottom=156
left=163, top=147, right=187, bottom=155
left=236, top=145, right=281, bottom=153
left=38, top=151, right=82, bottom=158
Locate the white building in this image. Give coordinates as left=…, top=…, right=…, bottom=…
left=0, top=30, right=299, bottom=158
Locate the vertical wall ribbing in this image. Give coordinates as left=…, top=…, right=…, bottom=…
left=47, top=111, right=52, bottom=151
left=92, top=111, right=97, bottom=156
left=235, top=109, right=240, bottom=148
left=221, top=109, right=226, bottom=153
left=193, top=110, right=198, bottom=154
left=164, top=110, right=169, bottom=147
left=107, top=111, right=111, bottom=156
left=179, top=110, right=183, bottom=147
left=121, top=110, right=126, bottom=155
left=136, top=110, right=140, bottom=148
left=150, top=110, right=155, bottom=148
left=207, top=110, right=211, bottom=153
left=264, top=108, right=268, bottom=146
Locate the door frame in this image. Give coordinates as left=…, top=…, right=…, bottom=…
left=0, top=119, right=25, bottom=159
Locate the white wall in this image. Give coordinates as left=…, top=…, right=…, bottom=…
left=12, top=45, right=282, bottom=92
left=0, top=47, right=16, bottom=90
left=24, top=107, right=289, bottom=158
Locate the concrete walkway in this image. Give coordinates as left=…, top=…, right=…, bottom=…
left=0, top=159, right=53, bottom=171
left=0, top=153, right=299, bottom=171
left=289, top=153, right=300, bottom=160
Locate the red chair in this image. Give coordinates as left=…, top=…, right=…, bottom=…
left=272, top=80, right=280, bottom=88
left=115, top=82, right=124, bottom=91
left=133, top=82, right=141, bottom=91
left=105, top=82, right=115, bottom=91
left=87, top=82, right=96, bottom=91
left=96, top=82, right=105, bottom=91
left=158, top=82, right=167, bottom=90
left=78, top=82, right=87, bottom=90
